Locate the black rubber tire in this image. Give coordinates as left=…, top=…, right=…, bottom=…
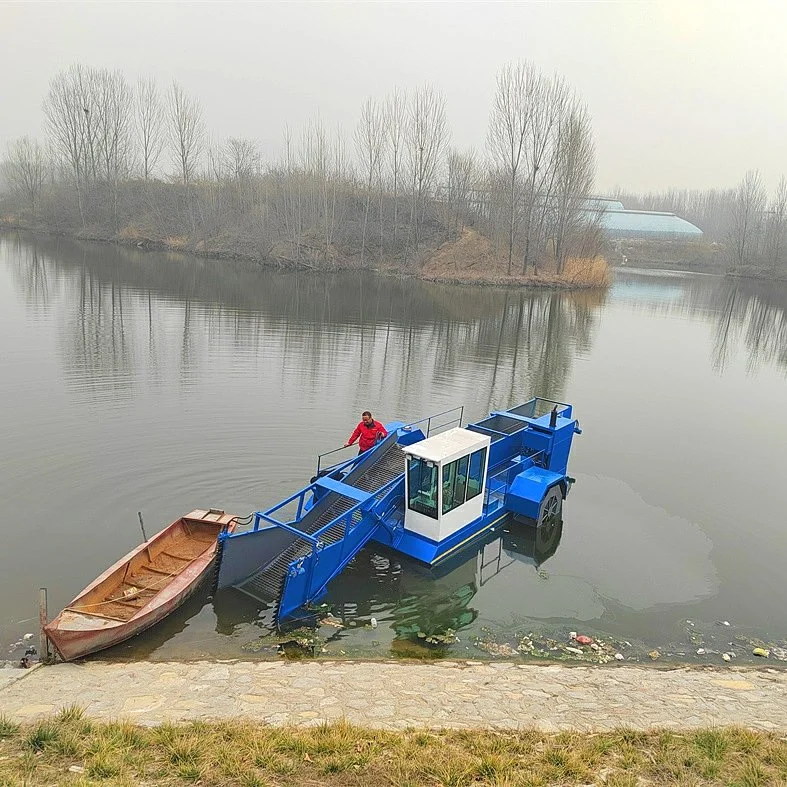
left=537, top=486, right=563, bottom=530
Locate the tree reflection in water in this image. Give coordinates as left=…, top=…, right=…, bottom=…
left=3, top=232, right=609, bottom=411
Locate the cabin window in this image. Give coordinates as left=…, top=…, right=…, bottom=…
left=466, top=447, right=487, bottom=501
left=442, top=454, right=470, bottom=514
left=407, top=457, right=438, bottom=519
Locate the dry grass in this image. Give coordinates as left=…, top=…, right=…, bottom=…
left=116, top=224, right=146, bottom=241
left=0, top=712, right=784, bottom=786
left=163, top=235, right=189, bottom=251
left=420, top=228, right=611, bottom=289
left=562, top=255, right=613, bottom=287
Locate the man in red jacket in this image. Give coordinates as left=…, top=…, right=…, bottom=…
left=345, top=411, right=388, bottom=453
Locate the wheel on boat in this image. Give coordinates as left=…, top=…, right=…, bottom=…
left=538, top=486, right=563, bottom=530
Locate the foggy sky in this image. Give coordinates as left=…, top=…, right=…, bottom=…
left=2, top=0, right=786, bottom=194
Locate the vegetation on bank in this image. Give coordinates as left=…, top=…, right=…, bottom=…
left=1, top=59, right=608, bottom=289
left=612, top=171, right=787, bottom=279
left=0, top=709, right=784, bottom=787
left=0, top=217, right=611, bottom=290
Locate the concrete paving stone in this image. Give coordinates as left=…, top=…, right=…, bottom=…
left=0, top=660, right=785, bottom=732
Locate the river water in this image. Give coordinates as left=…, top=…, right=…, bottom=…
left=1, top=232, right=785, bottom=665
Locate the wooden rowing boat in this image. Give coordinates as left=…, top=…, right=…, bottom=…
left=44, top=510, right=237, bottom=661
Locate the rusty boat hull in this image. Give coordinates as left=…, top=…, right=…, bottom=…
left=44, top=510, right=236, bottom=662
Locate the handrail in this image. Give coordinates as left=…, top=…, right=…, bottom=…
left=305, top=473, right=405, bottom=601
left=484, top=451, right=544, bottom=508
left=315, top=444, right=358, bottom=476
left=316, top=431, right=392, bottom=476
left=311, top=473, right=403, bottom=542
left=532, top=396, right=572, bottom=410
left=255, top=486, right=314, bottom=528
left=402, top=405, right=464, bottom=438
left=316, top=405, right=463, bottom=475
left=253, top=515, right=319, bottom=546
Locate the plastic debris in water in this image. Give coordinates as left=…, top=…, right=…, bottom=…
left=370, top=617, right=378, bottom=628
left=696, top=648, right=706, bottom=655
left=752, top=647, right=770, bottom=658
left=569, top=631, right=577, bottom=640
left=648, top=650, right=661, bottom=660
left=575, top=635, right=593, bottom=646
left=722, top=653, right=732, bottom=662
left=565, top=646, right=584, bottom=656
left=771, top=647, right=787, bottom=661
left=23, top=633, right=33, bottom=641
left=615, top=653, right=624, bottom=661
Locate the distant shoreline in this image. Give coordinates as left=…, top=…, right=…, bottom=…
left=0, top=223, right=610, bottom=292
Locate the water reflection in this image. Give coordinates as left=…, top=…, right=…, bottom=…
left=322, top=517, right=564, bottom=648
left=2, top=232, right=608, bottom=411
left=612, top=270, right=787, bottom=375
left=210, top=516, right=564, bottom=648
left=3, top=232, right=787, bottom=661
left=710, top=281, right=787, bottom=374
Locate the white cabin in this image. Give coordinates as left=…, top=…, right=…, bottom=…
left=403, top=427, right=491, bottom=543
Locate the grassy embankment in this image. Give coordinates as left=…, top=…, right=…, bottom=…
left=0, top=707, right=784, bottom=786
left=0, top=216, right=611, bottom=291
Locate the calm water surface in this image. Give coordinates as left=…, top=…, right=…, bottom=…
left=1, top=232, right=786, bottom=664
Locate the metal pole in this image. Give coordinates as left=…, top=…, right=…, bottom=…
left=39, top=587, right=51, bottom=662
left=138, top=511, right=148, bottom=542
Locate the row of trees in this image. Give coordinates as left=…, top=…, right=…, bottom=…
left=1, top=62, right=600, bottom=274
left=611, top=171, right=787, bottom=271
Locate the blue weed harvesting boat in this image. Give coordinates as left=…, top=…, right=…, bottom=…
left=214, top=397, right=581, bottom=624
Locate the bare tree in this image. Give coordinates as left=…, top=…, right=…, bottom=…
left=223, top=136, right=260, bottom=214
left=764, top=175, right=787, bottom=269
left=43, top=64, right=95, bottom=225
left=3, top=137, right=47, bottom=218
left=168, top=81, right=204, bottom=186
left=354, top=97, right=386, bottom=265
left=407, top=85, right=449, bottom=249
left=522, top=74, right=566, bottom=274
left=328, top=124, right=350, bottom=261
left=94, top=70, right=132, bottom=181
left=729, top=170, right=766, bottom=268
left=552, top=98, right=596, bottom=273
left=488, top=62, right=535, bottom=274
left=224, top=137, right=260, bottom=181
left=93, top=69, right=133, bottom=231
left=136, top=77, right=164, bottom=180
left=384, top=88, right=406, bottom=247
left=442, top=148, right=477, bottom=238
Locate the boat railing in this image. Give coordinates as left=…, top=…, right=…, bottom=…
left=251, top=514, right=319, bottom=547
left=315, top=444, right=362, bottom=477
left=402, top=405, right=464, bottom=438
left=484, top=450, right=545, bottom=509
left=315, top=406, right=464, bottom=476
left=298, top=474, right=404, bottom=599
left=311, top=474, right=402, bottom=547
left=507, top=398, right=572, bottom=420
left=252, top=486, right=317, bottom=532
